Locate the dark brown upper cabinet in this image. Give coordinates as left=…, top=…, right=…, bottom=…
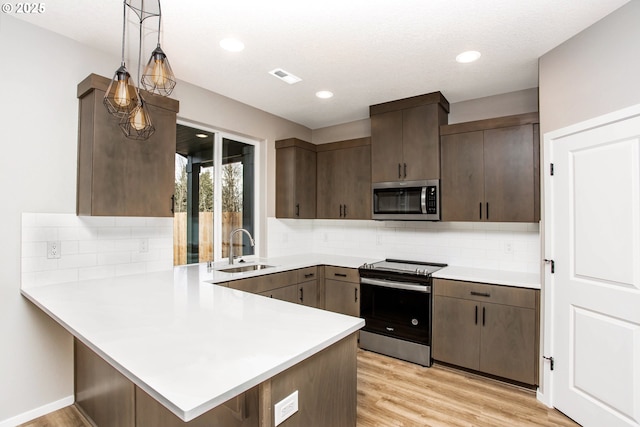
left=440, top=113, right=540, bottom=222
left=76, top=74, right=179, bottom=217
left=370, top=92, right=449, bottom=183
left=275, top=138, right=317, bottom=219
left=316, top=138, right=371, bottom=220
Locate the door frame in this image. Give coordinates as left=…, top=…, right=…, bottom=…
left=540, top=102, right=640, bottom=408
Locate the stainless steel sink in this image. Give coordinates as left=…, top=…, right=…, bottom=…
left=217, top=264, right=274, bottom=274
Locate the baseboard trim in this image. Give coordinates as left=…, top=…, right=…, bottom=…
left=0, top=395, right=74, bottom=427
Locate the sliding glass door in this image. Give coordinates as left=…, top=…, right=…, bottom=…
left=174, top=124, right=256, bottom=265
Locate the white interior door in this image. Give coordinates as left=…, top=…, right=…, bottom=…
left=547, top=107, right=640, bottom=427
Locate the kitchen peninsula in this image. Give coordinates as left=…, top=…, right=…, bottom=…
left=21, top=256, right=367, bottom=427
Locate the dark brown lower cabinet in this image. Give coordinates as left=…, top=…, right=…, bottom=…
left=75, top=333, right=357, bottom=427
left=323, top=266, right=360, bottom=317
left=228, top=268, right=318, bottom=307
left=432, top=279, right=539, bottom=385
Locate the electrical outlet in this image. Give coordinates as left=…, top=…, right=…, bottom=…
left=504, top=242, right=514, bottom=254
left=47, top=241, right=61, bottom=259
left=274, top=390, right=298, bottom=426
left=139, top=238, right=149, bottom=253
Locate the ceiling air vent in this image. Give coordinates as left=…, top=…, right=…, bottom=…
left=269, top=68, right=302, bottom=85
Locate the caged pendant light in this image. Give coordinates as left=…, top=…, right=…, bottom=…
left=104, top=0, right=175, bottom=140
left=103, top=1, right=139, bottom=118
left=140, top=1, right=176, bottom=96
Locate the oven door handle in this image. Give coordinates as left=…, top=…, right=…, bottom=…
left=360, top=277, right=431, bottom=293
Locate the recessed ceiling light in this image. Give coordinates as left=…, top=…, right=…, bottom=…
left=315, top=91, right=334, bottom=99
left=195, top=133, right=208, bottom=138
left=220, top=38, right=245, bottom=52
left=456, top=50, right=481, bottom=63
left=269, top=68, right=302, bottom=85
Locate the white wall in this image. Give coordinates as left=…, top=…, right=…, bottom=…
left=0, top=15, right=310, bottom=426
left=538, top=0, right=640, bottom=405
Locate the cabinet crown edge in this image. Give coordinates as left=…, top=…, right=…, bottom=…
left=369, top=91, right=450, bottom=116
left=440, top=112, right=539, bottom=136
left=78, top=73, right=180, bottom=113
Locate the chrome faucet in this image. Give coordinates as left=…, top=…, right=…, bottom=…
left=228, top=228, right=255, bottom=265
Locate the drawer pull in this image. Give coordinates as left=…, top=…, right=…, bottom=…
left=470, top=291, right=490, bottom=297
left=386, top=326, right=395, bottom=332
left=334, top=273, right=348, bottom=277
left=304, top=273, right=315, bottom=278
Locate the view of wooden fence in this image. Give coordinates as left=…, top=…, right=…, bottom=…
left=173, top=212, right=243, bottom=265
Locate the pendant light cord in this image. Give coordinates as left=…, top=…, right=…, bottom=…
left=156, top=0, right=161, bottom=47
left=120, top=0, right=126, bottom=66
left=136, top=0, right=143, bottom=100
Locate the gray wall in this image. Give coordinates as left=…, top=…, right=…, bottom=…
left=539, top=0, right=640, bottom=135
left=311, top=88, right=539, bottom=144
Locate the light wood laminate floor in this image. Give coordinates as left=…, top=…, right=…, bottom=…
left=357, top=349, right=580, bottom=427
left=20, top=350, right=580, bottom=427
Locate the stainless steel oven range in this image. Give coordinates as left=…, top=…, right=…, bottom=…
left=358, top=259, right=447, bottom=366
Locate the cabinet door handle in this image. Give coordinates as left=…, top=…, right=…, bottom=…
left=404, top=163, right=407, bottom=178
left=334, top=273, right=348, bottom=277
left=343, top=204, right=347, bottom=217
left=486, top=202, right=489, bottom=220
left=295, top=203, right=300, bottom=217
left=479, top=202, right=482, bottom=220
left=355, top=287, right=358, bottom=302
left=398, top=163, right=402, bottom=179
left=171, top=195, right=175, bottom=214
left=299, top=288, right=304, bottom=302
left=304, top=273, right=315, bottom=279
left=470, top=291, right=491, bottom=297
left=475, top=305, right=478, bottom=325
left=482, top=306, right=486, bottom=326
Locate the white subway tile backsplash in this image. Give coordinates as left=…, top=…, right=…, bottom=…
left=21, top=213, right=173, bottom=289
left=268, top=217, right=540, bottom=273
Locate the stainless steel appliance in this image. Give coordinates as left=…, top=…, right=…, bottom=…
left=358, top=259, right=447, bottom=366
left=372, top=179, right=440, bottom=221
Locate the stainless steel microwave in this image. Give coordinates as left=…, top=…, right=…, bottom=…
left=372, top=180, right=440, bottom=221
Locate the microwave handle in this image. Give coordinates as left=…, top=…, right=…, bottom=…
left=421, top=187, right=427, bottom=214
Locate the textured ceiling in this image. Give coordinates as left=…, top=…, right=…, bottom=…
left=14, top=0, right=630, bottom=129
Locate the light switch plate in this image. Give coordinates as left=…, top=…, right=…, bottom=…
left=274, top=390, right=298, bottom=426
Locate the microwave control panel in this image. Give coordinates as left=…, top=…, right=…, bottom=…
left=426, top=186, right=437, bottom=214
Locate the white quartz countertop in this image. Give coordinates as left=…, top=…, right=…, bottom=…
left=21, top=257, right=367, bottom=422
left=433, top=266, right=541, bottom=289
left=21, top=253, right=540, bottom=421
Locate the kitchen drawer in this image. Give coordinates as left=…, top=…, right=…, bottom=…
left=324, top=266, right=359, bottom=283
left=228, top=270, right=298, bottom=294
left=433, top=279, right=537, bottom=309
left=297, top=266, right=318, bottom=283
